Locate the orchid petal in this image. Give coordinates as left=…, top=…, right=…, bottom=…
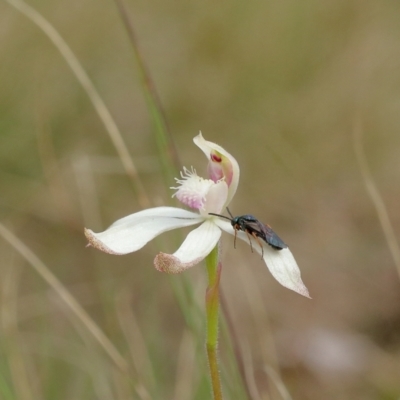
left=203, top=180, right=229, bottom=215
left=85, top=207, right=202, bottom=255
left=154, top=220, right=221, bottom=273
left=213, top=218, right=237, bottom=235
left=193, top=132, right=239, bottom=207
left=259, top=246, right=310, bottom=297
left=215, top=219, right=310, bottom=297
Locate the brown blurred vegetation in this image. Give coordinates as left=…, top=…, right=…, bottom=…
left=1, top=0, right=400, bottom=399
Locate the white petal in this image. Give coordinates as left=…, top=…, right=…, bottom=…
left=203, top=180, right=229, bottom=215
left=215, top=219, right=310, bottom=297
left=213, top=218, right=237, bottom=234
left=154, top=220, right=221, bottom=273
left=85, top=207, right=202, bottom=255
left=260, top=246, right=310, bottom=297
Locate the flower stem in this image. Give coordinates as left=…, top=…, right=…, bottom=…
left=205, top=244, right=223, bottom=400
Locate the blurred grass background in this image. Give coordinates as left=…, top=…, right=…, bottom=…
left=1, top=0, right=400, bottom=399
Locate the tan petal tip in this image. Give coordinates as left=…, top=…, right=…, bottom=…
left=300, top=287, right=312, bottom=299
left=84, top=228, right=121, bottom=255
left=154, top=252, right=201, bottom=274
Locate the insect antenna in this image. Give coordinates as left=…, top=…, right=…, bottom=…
left=208, top=212, right=231, bottom=221
left=208, top=208, right=236, bottom=221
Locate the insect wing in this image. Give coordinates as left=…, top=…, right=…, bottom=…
left=247, top=220, right=287, bottom=250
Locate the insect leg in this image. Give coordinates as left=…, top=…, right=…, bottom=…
left=251, top=232, right=264, bottom=258
left=233, top=226, right=237, bottom=249
left=245, top=229, right=254, bottom=253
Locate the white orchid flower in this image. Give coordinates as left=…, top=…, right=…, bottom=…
left=84, top=133, right=309, bottom=297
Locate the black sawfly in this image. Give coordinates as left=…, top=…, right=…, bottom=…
left=209, top=208, right=287, bottom=257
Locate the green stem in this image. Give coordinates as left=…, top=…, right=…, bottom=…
left=113, top=0, right=181, bottom=185
left=205, top=244, right=223, bottom=400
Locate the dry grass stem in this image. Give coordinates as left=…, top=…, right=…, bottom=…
left=236, top=260, right=281, bottom=374
left=5, top=0, right=150, bottom=209
left=0, top=222, right=128, bottom=372
left=113, top=0, right=181, bottom=173
left=173, top=328, right=197, bottom=400
left=353, top=119, right=400, bottom=280
left=239, top=339, right=264, bottom=400
left=263, top=366, right=293, bottom=400
left=115, top=289, right=154, bottom=400
left=36, top=121, right=77, bottom=228
left=1, top=260, right=35, bottom=400
left=73, top=153, right=103, bottom=229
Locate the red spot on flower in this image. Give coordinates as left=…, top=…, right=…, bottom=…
left=210, top=152, right=222, bottom=163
